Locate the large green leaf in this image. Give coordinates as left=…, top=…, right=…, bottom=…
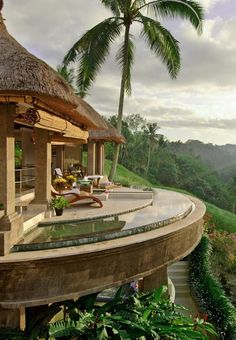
left=139, top=14, right=180, bottom=78
left=63, top=17, right=122, bottom=97
left=145, top=0, right=203, bottom=34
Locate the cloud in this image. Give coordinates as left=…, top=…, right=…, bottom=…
left=2, top=0, right=236, bottom=145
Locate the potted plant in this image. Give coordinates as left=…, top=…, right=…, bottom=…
left=50, top=196, right=69, bottom=216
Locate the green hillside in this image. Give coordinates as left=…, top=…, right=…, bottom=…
left=105, top=160, right=236, bottom=233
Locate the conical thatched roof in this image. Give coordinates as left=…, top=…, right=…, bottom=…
left=0, top=13, right=106, bottom=130
left=89, top=121, right=126, bottom=144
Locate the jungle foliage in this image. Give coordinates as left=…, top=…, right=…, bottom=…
left=105, top=114, right=235, bottom=212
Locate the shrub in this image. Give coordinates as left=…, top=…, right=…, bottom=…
left=189, top=235, right=236, bottom=339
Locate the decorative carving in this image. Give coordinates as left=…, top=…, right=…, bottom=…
left=16, top=108, right=40, bottom=126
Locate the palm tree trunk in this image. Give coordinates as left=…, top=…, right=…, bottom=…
left=146, top=144, right=151, bottom=175
left=109, top=24, right=130, bottom=181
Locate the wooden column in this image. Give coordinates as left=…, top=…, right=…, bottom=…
left=0, top=103, right=16, bottom=217
left=96, top=141, right=104, bottom=175
left=33, top=128, right=51, bottom=205
left=87, top=142, right=96, bottom=175
left=0, top=306, right=25, bottom=330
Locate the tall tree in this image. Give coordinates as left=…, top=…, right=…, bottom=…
left=63, top=0, right=204, bottom=180
left=144, top=122, right=160, bottom=174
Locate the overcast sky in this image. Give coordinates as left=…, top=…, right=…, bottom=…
left=3, top=0, right=236, bottom=145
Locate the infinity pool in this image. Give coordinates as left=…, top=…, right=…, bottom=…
left=13, top=189, right=193, bottom=252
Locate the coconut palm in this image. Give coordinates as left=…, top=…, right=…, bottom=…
left=63, top=0, right=204, bottom=180
left=144, top=122, right=161, bottom=175
left=57, top=64, right=77, bottom=91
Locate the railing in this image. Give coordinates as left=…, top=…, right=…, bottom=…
left=15, top=166, right=35, bottom=195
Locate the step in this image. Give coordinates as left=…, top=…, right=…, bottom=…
left=23, top=212, right=45, bottom=233
left=168, top=275, right=189, bottom=285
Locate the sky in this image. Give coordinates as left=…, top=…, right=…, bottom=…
left=2, top=0, right=236, bottom=145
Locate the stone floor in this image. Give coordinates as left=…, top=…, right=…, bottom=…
left=42, top=188, right=193, bottom=226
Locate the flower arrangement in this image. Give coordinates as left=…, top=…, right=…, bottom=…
left=65, top=175, right=76, bottom=187
left=53, top=177, right=67, bottom=192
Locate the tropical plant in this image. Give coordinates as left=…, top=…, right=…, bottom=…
left=63, top=0, right=204, bottom=180
left=49, top=285, right=216, bottom=339
left=50, top=196, right=69, bottom=210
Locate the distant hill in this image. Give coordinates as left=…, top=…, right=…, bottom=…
left=170, top=140, right=236, bottom=178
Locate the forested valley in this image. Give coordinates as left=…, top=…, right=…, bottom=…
left=105, top=114, right=236, bottom=213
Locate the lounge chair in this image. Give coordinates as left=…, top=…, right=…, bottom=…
left=51, top=186, right=103, bottom=208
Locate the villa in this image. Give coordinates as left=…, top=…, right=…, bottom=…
left=0, top=9, right=205, bottom=331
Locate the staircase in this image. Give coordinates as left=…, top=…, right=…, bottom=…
left=168, top=261, right=198, bottom=316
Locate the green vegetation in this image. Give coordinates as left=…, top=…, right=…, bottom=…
left=189, top=235, right=236, bottom=339
left=105, top=160, right=152, bottom=188
left=0, top=287, right=216, bottom=339
left=205, top=202, right=236, bottom=233
left=105, top=114, right=235, bottom=212
left=50, top=197, right=69, bottom=210
left=49, top=285, right=216, bottom=339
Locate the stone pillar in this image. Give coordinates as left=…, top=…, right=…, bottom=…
left=0, top=103, right=23, bottom=255
left=141, top=266, right=168, bottom=292
left=96, top=141, right=104, bottom=175
left=0, top=104, right=17, bottom=217
left=33, top=128, right=51, bottom=207
left=87, top=142, right=96, bottom=175
left=0, top=306, right=25, bottom=330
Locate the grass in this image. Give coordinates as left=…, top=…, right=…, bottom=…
left=105, top=160, right=152, bottom=188
left=105, top=159, right=236, bottom=233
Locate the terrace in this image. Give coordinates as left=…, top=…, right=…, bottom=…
left=0, top=187, right=204, bottom=328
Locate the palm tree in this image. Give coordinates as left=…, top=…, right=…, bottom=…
left=144, top=122, right=160, bottom=175
left=56, top=64, right=77, bottom=91
left=63, top=0, right=204, bottom=180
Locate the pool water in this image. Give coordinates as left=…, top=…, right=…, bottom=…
left=13, top=217, right=126, bottom=252
left=12, top=189, right=193, bottom=252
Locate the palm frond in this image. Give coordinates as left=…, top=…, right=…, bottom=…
left=139, top=14, right=180, bottom=79
left=116, top=34, right=134, bottom=96
left=145, top=0, right=204, bottom=34
left=63, top=18, right=122, bottom=97
left=101, top=0, right=121, bottom=16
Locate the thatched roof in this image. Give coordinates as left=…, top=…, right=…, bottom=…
left=89, top=121, right=126, bottom=144
left=0, top=13, right=106, bottom=130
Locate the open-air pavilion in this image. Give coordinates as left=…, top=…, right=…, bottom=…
left=0, top=9, right=107, bottom=256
